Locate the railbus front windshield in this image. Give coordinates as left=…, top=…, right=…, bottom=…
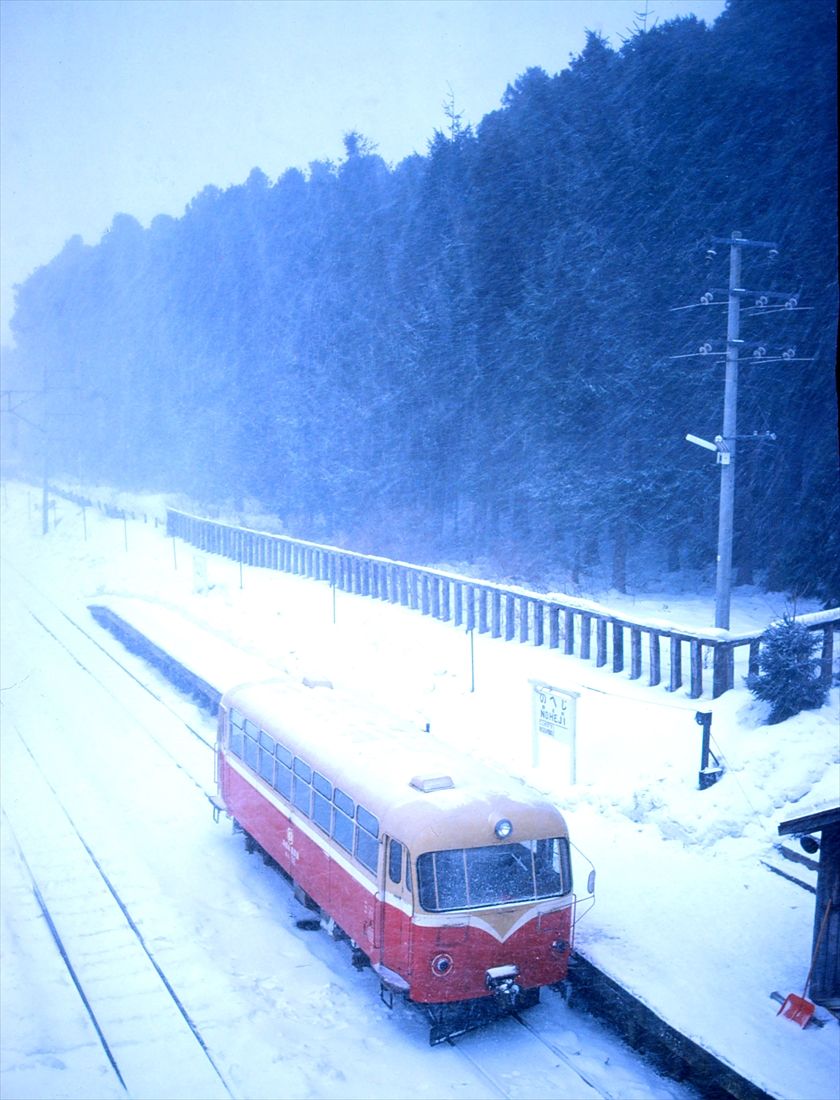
left=417, top=837, right=572, bottom=912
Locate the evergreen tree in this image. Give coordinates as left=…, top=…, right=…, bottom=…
left=746, top=617, right=830, bottom=723
left=6, top=0, right=837, bottom=598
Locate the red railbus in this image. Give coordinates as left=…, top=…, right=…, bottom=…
left=215, top=678, right=584, bottom=1042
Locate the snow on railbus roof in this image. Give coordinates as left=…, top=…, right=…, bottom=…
left=223, top=675, right=544, bottom=812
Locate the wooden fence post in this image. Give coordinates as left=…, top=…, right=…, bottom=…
left=505, top=595, right=515, bottom=641
left=580, top=614, right=592, bottom=661
left=820, top=626, right=834, bottom=686
left=564, top=609, right=575, bottom=655
left=519, top=599, right=530, bottom=644
left=713, top=645, right=733, bottom=698
left=649, top=632, right=661, bottom=686
left=533, top=603, right=544, bottom=647
left=465, top=586, right=476, bottom=632
left=548, top=606, right=560, bottom=650
left=612, top=622, right=624, bottom=673
left=689, top=640, right=703, bottom=699
left=669, top=636, right=682, bottom=692
left=630, top=628, right=642, bottom=680
left=478, top=589, right=488, bottom=634
left=491, top=591, right=501, bottom=638
left=596, top=619, right=607, bottom=667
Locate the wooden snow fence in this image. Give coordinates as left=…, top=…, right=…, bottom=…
left=166, top=508, right=839, bottom=701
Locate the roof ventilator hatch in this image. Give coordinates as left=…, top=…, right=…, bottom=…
left=410, top=775, right=455, bottom=793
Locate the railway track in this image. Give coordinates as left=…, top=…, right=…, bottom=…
left=2, top=556, right=217, bottom=793
left=447, top=1011, right=609, bottom=1100
left=1, top=724, right=234, bottom=1100
left=2, top=550, right=707, bottom=1100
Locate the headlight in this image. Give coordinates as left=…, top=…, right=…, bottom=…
left=494, top=818, right=513, bottom=839
left=431, top=953, right=453, bottom=976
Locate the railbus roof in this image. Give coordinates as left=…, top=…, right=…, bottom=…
left=220, top=678, right=569, bottom=851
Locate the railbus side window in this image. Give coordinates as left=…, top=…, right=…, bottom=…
left=534, top=837, right=572, bottom=895
left=243, top=718, right=259, bottom=771
left=273, top=742, right=292, bottom=800
left=292, top=758, right=312, bottom=816
left=258, top=730, right=275, bottom=784
left=228, top=709, right=245, bottom=758
left=312, top=772, right=332, bottom=833
left=388, top=839, right=403, bottom=885
left=355, top=806, right=380, bottom=872
left=332, top=788, right=354, bottom=852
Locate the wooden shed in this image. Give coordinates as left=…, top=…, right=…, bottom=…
left=778, top=804, right=840, bottom=1011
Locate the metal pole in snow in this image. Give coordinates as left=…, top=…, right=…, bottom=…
left=715, top=232, right=742, bottom=632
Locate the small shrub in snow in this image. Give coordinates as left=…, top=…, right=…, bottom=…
left=746, top=617, right=828, bottom=724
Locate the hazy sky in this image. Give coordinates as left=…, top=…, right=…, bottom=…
left=0, top=0, right=727, bottom=347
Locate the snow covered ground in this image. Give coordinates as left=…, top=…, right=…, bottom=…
left=1, top=479, right=838, bottom=1100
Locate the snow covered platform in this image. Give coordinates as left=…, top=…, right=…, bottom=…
left=88, top=595, right=840, bottom=1100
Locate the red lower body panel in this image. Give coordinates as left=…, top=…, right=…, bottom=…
left=221, top=756, right=573, bottom=1005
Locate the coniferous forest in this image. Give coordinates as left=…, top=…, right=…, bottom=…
left=4, top=0, right=838, bottom=603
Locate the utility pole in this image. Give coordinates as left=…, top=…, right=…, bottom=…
left=715, top=233, right=743, bottom=631
left=2, top=384, right=78, bottom=535
left=680, top=232, right=801, bottom=692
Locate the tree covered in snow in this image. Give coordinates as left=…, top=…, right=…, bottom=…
left=6, top=0, right=839, bottom=602
left=746, top=617, right=830, bottom=723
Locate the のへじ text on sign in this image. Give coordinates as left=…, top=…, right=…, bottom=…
left=530, top=681, right=580, bottom=782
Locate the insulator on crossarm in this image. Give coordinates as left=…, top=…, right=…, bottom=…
left=785, top=297, right=798, bottom=309
left=755, top=296, right=768, bottom=307
left=753, top=346, right=766, bottom=358
left=699, top=342, right=713, bottom=355
left=700, top=292, right=713, bottom=305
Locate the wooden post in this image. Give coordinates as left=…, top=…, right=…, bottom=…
left=533, top=603, right=544, bottom=647
left=713, top=644, right=733, bottom=698
left=580, top=614, right=592, bottom=660
left=630, top=628, right=642, bottom=680
left=669, top=636, right=682, bottom=692
left=689, top=640, right=703, bottom=699
left=649, top=632, right=661, bottom=686
left=421, top=575, right=430, bottom=615
left=564, top=609, right=575, bottom=655
left=519, top=599, right=530, bottom=644
left=491, top=591, right=501, bottom=638
left=612, top=622, right=624, bottom=672
left=596, top=619, right=607, bottom=667
left=504, top=594, right=514, bottom=641
left=819, top=626, right=834, bottom=686
left=548, top=606, right=560, bottom=650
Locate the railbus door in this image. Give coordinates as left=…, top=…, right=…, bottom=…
left=378, top=836, right=410, bottom=977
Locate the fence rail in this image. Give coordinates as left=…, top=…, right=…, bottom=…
left=164, top=507, right=838, bottom=700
